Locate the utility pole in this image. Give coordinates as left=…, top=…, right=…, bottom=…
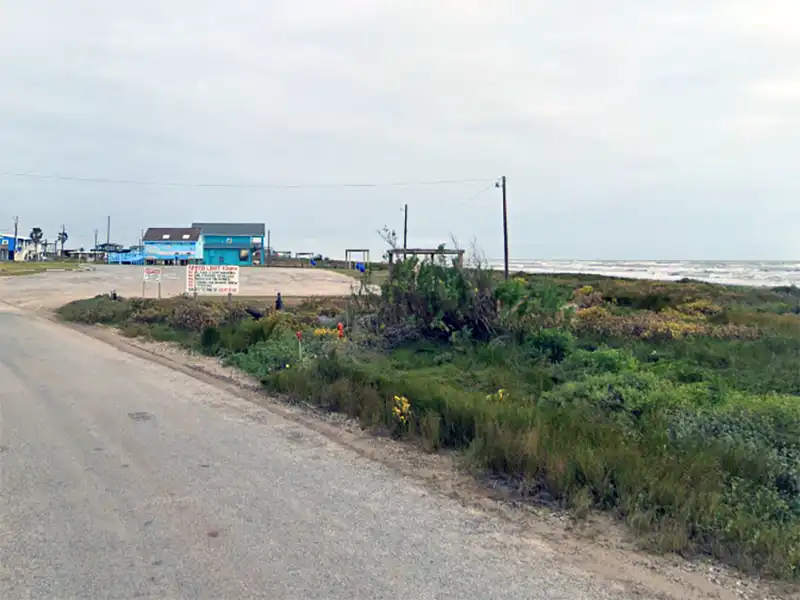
left=12, top=216, right=19, bottom=261
left=94, top=229, right=99, bottom=250
left=266, top=229, right=271, bottom=266
left=403, top=204, right=408, bottom=254
left=106, top=216, right=111, bottom=245
left=497, top=176, right=509, bottom=280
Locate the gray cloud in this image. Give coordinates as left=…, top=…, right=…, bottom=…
left=1, top=0, right=798, bottom=259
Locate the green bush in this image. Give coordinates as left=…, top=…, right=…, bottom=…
left=633, top=336, right=800, bottom=395
left=497, top=278, right=572, bottom=332
left=380, top=257, right=498, bottom=340
left=199, top=326, right=222, bottom=355
left=556, top=347, right=638, bottom=379
left=525, top=328, right=573, bottom=363
left=57, top=295, right=136, bottom=324
left=219, top=320, right=267, bottom=353
left=226, top=333, right=300, bottom=379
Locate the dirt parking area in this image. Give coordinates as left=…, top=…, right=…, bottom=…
left=0, top=264, right=361, bottom=310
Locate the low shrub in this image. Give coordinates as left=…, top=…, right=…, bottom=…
left=57, top=295, right=136, bottom=324
left=571, top=284, right=605, bottom=309
left=556, top=346, right=639, bottom=379
left=525, top=328, right=574, bottom=363
left=573, top=306, right=760, bottom=341
left=57, top=295, right=251, bottom=333
left=226, top=333, right=301, bottom=379
left=380, top=256, right=498, bottom=340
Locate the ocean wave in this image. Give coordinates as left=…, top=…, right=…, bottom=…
left=492, top=260, right=799, bottom=287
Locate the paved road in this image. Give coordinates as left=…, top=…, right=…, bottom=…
left=0, top=308, right=631, bottom=599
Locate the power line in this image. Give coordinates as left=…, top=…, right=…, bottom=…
left=453, top=182, right=497, bottom=206
left=0, top=171, right=494, bottom=189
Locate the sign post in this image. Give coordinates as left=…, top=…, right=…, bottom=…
left=186, top=265, right=240, bottom=298
left=142, top=266, right=162, bottom=298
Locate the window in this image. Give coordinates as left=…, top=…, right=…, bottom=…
left=161, top=234, right=170, bottom=240
left=239, top=249, right=250, bottom=263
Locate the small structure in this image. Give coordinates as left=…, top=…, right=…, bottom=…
left=345, top=248, right=370, bottom=270
left=386, top=247, right=465, bottom=275
left=294, top=252, right=324, bottom=266
left=143, top=227, right=203, bottom=265
left=193, top=222, right=265, bottom=266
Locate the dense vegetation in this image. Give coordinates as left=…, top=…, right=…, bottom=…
left=57, top=262, right=800, bottom=580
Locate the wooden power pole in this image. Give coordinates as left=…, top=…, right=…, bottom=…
left=403, top=204, right=408, bottom=252
left=499, top=176, right=509, bottom=280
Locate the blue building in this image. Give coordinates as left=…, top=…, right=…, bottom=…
left=0, top=235, right=10, bottom=261
left=107, top=248, right=145, bottom=265
left=192, top=222, right=265, bottom=266
left=0, top=233, right=38, bottom=261
left=143, top=227, right=203, bottom=265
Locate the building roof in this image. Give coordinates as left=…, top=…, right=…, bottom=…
left=143, top=227, right=202, bottom=242
left=192, top=222, right=265, bottom=237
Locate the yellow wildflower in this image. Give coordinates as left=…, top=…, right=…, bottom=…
left=313, top=327, right=339, bottom=336
left=485, top=388, right=506, bottom=402
left=392, top=395, right=411, bottom=423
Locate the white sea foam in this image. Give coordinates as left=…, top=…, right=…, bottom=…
left=490, top=260, right=800, bottom=288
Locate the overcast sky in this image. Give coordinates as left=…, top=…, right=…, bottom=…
left=1, top=1, right=799, bottom=260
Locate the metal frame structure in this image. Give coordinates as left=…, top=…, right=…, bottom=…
left=386, top=247, right=465, bottom=275
left=345, top=248, right=370, bottom=270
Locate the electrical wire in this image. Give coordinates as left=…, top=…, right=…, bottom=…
left=0, top=171, right=495, bottom=189
left=453, top=182, right=497, bottom=206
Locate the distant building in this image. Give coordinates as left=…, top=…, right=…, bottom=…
left=0, top=234, right=43, bottom=261
left=192, top=222, right=265, bottom=266
left=95, top=242, right=124, bottom=253
left=106, top=248, right=145, bottom=265
left=143, top=227, right=203, bottom=265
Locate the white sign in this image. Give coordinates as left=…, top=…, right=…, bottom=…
left=143, top=267, right=162, bottom=283
left=186, top=265, right=240, bottom=295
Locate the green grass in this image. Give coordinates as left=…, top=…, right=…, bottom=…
left=57, top=274, right=800, bottom=580
left=0, top=260, right=83, bottom=276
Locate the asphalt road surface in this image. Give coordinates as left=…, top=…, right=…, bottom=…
left=0, top=307, right=633, bottom=600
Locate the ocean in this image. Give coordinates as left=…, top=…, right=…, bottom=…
left=494, top=260, right=800, bottom=288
